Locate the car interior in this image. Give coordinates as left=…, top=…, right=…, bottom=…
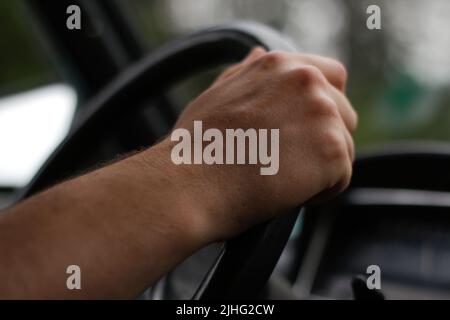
left=1, top=0, right=450, bottom=300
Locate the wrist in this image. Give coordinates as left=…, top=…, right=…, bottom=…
left=132, top=140, right=219, bottom=247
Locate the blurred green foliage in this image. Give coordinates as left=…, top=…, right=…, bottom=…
left=0, top=1, right=54, bottom=96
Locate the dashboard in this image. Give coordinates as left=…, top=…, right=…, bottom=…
left=290, top=146, right=450, bottom=300
left=294, top=188, right=450, bottom=299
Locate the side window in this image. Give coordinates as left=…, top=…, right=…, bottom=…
left=0, top=2, right=77, bottom=194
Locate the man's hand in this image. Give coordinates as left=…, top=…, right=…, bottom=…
left=149, top=47, right=357, bottom=241
left=0, top=48, right=357, bottom=299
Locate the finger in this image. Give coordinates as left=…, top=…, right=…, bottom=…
left=342, top=125, right=355, bottom=162
left=294, top=65, right=357, bottom=133
left=289, top=53, right=348, bottom=92
left=214, top=47, right=266, bottom=83
left=328, top=85, right=358, bottom=132
left=244, top=46, right=267, bottom=62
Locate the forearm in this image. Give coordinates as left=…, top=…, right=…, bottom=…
left=0, top=142, right=210, bottom=299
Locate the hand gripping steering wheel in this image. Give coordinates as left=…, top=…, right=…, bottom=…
left=19, top=21, right=301, bottom=299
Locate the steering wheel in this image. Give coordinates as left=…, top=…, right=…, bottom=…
left=18, top=22, right=301, bottom=299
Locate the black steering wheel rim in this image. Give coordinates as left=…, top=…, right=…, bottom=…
left=19, top=21, right=301, bottom=300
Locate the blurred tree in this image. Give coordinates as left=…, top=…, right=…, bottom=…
left=0, top=1, right=54, bottom=96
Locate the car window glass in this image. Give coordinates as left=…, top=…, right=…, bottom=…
left=0, top=2, right=77, bottom=189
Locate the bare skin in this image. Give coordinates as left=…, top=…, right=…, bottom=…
left=0, top=48, right=357, bottom=299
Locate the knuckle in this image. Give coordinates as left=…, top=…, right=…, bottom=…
left=334, top=60, right=348, bottom=79
left=319, top=129, right=348, bottom=162
left=337, top=162, right=353, bottom=192
left=290, top=65, right=325, bottom=89
left=342, top=161, right=353, bottom=186
left=332, top=60, right=348, bottom=89
left=256, top=51, right=285, bottom=69
left=350, top=108, right=359, bottom=132
left=348, top=136, right=355, bottom=161
left=308, top=94, right=339, bottom=118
